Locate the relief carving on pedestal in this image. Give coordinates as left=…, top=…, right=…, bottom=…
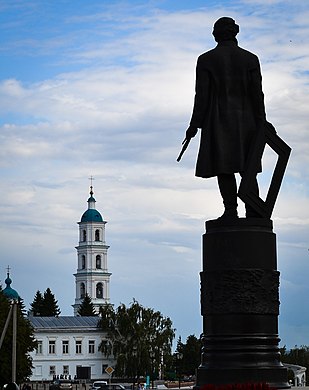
left=200, top=269, right=280, bottom=315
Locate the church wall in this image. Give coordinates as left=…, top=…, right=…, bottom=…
left=29, top=325, right=114, bottom=381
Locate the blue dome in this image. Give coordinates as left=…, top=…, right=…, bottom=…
left=3, top=274, right=19, bottom=301
left=81, top=209, right=103, bottom=222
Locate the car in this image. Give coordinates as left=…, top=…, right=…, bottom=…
left=99, top=385, right=125, bottom=390
left=50, top=380, right=73, bottom=390
left=3, top=384, right=19, bottom=390
left=91, top=382, right=108, bottom=390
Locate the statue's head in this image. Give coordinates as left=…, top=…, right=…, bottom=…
left=213, top=17, right=239, bottom=42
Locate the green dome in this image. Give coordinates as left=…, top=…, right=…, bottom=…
left=3, top=274, right=19, bottom=301
left=80, top=186, right=104, bottom=222
left=81, top=209, right=103, bottom=222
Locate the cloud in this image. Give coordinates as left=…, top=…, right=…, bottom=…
left=0, top=0, right=308, bottom=348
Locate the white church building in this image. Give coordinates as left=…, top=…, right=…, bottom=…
left=29, top=187, right=115, bottom=381
left=73, top=187, right=111, bottom=315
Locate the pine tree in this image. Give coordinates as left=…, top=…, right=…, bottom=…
left=77, top=293, right=97, bottom=316
left=30, top=288, right=61, bottom=316
left=41, top=288, right=61, bottom=316
left=30, top=290, right=44, bottom=316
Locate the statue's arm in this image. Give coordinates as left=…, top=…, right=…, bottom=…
left=189, top=57, right=210, bottom=129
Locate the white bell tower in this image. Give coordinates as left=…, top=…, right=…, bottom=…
left=73, top=185, right=111, bottom=315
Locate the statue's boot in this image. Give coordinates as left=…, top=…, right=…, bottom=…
left=217, top=174, right=238, bottom=219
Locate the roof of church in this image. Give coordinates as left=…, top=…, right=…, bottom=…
left=29, top=316, right=100, bottom=329
left=3, top=271, right=19, bottom=301
left=81, top=208, right=103, bottom=223
left=80, top=186, right=104, bottom=223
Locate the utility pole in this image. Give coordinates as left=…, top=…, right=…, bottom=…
left=2, top=267, right=20, bottom=383
left=0, top=300, right=18, bottom=382
left=12, top=301, right=18, bottom=382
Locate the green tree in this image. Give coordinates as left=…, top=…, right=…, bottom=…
left=42, top=288, right=61, bottom=316
left=30, top=290, right=44, bottom=316
left=175, top=334, right=201, bottom=376
left=98, top=299, right=175, bottom=379
left=77, top=293, right=97, bottom=316
left=29, top=288, right=61, bottom=316
left=0, top=288, right=37, bottom=386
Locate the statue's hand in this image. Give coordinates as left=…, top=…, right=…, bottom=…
left=186, top=125, right=198, bottom=139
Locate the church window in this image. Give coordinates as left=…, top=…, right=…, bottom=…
left=88, top=340, right=95, bottom=354
left=76, top=340, right=82, bottom=354
left=36, top=340, right=43, bottom=354
left=96, top=255, right=102, bottom=269
left=82, top=230, right=86, bottom=242
left=96, top=283, right=103, bottom=298
left=49, top=340, right=56, bottom=354
left=80, top=283, right=85, bottom=298
left=81, top=255, right=86, bottom=269
left=62, top=340, right=69, bottom=354
left=95, top=229, right=100, bottom=241
left=63, top=365, right=69, bottom=376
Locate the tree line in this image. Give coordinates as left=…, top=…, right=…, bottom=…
left=30, top=289, right=96, bottom=317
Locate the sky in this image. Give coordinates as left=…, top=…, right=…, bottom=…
left=0, top=0, right=308, bottom=351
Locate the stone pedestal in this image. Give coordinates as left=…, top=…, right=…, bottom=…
left=195, top=218, right=289, bottom=388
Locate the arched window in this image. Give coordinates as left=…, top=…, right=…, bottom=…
left=95, top=229, right=100, bottom=241
left=81, top=255, right=86, bottom=269
left=82, top=230, right=86, bottom=242
left=80, top=283, right=85, bottom=298
left=96, top=255, right=102, bottom=269
left=96, top=283, right=103, bottom=298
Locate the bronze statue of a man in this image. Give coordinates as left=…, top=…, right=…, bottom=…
left=185, top=17, right=273, bottom=219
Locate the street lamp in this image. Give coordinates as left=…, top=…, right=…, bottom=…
left=175, top=352, right=183, bottom=390
left=150, top=350, right=155, bottom=389
left=132, top=345, right=138, bottom=390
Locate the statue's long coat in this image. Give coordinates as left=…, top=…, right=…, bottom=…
left=190, top=40, right=266, bottom=178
